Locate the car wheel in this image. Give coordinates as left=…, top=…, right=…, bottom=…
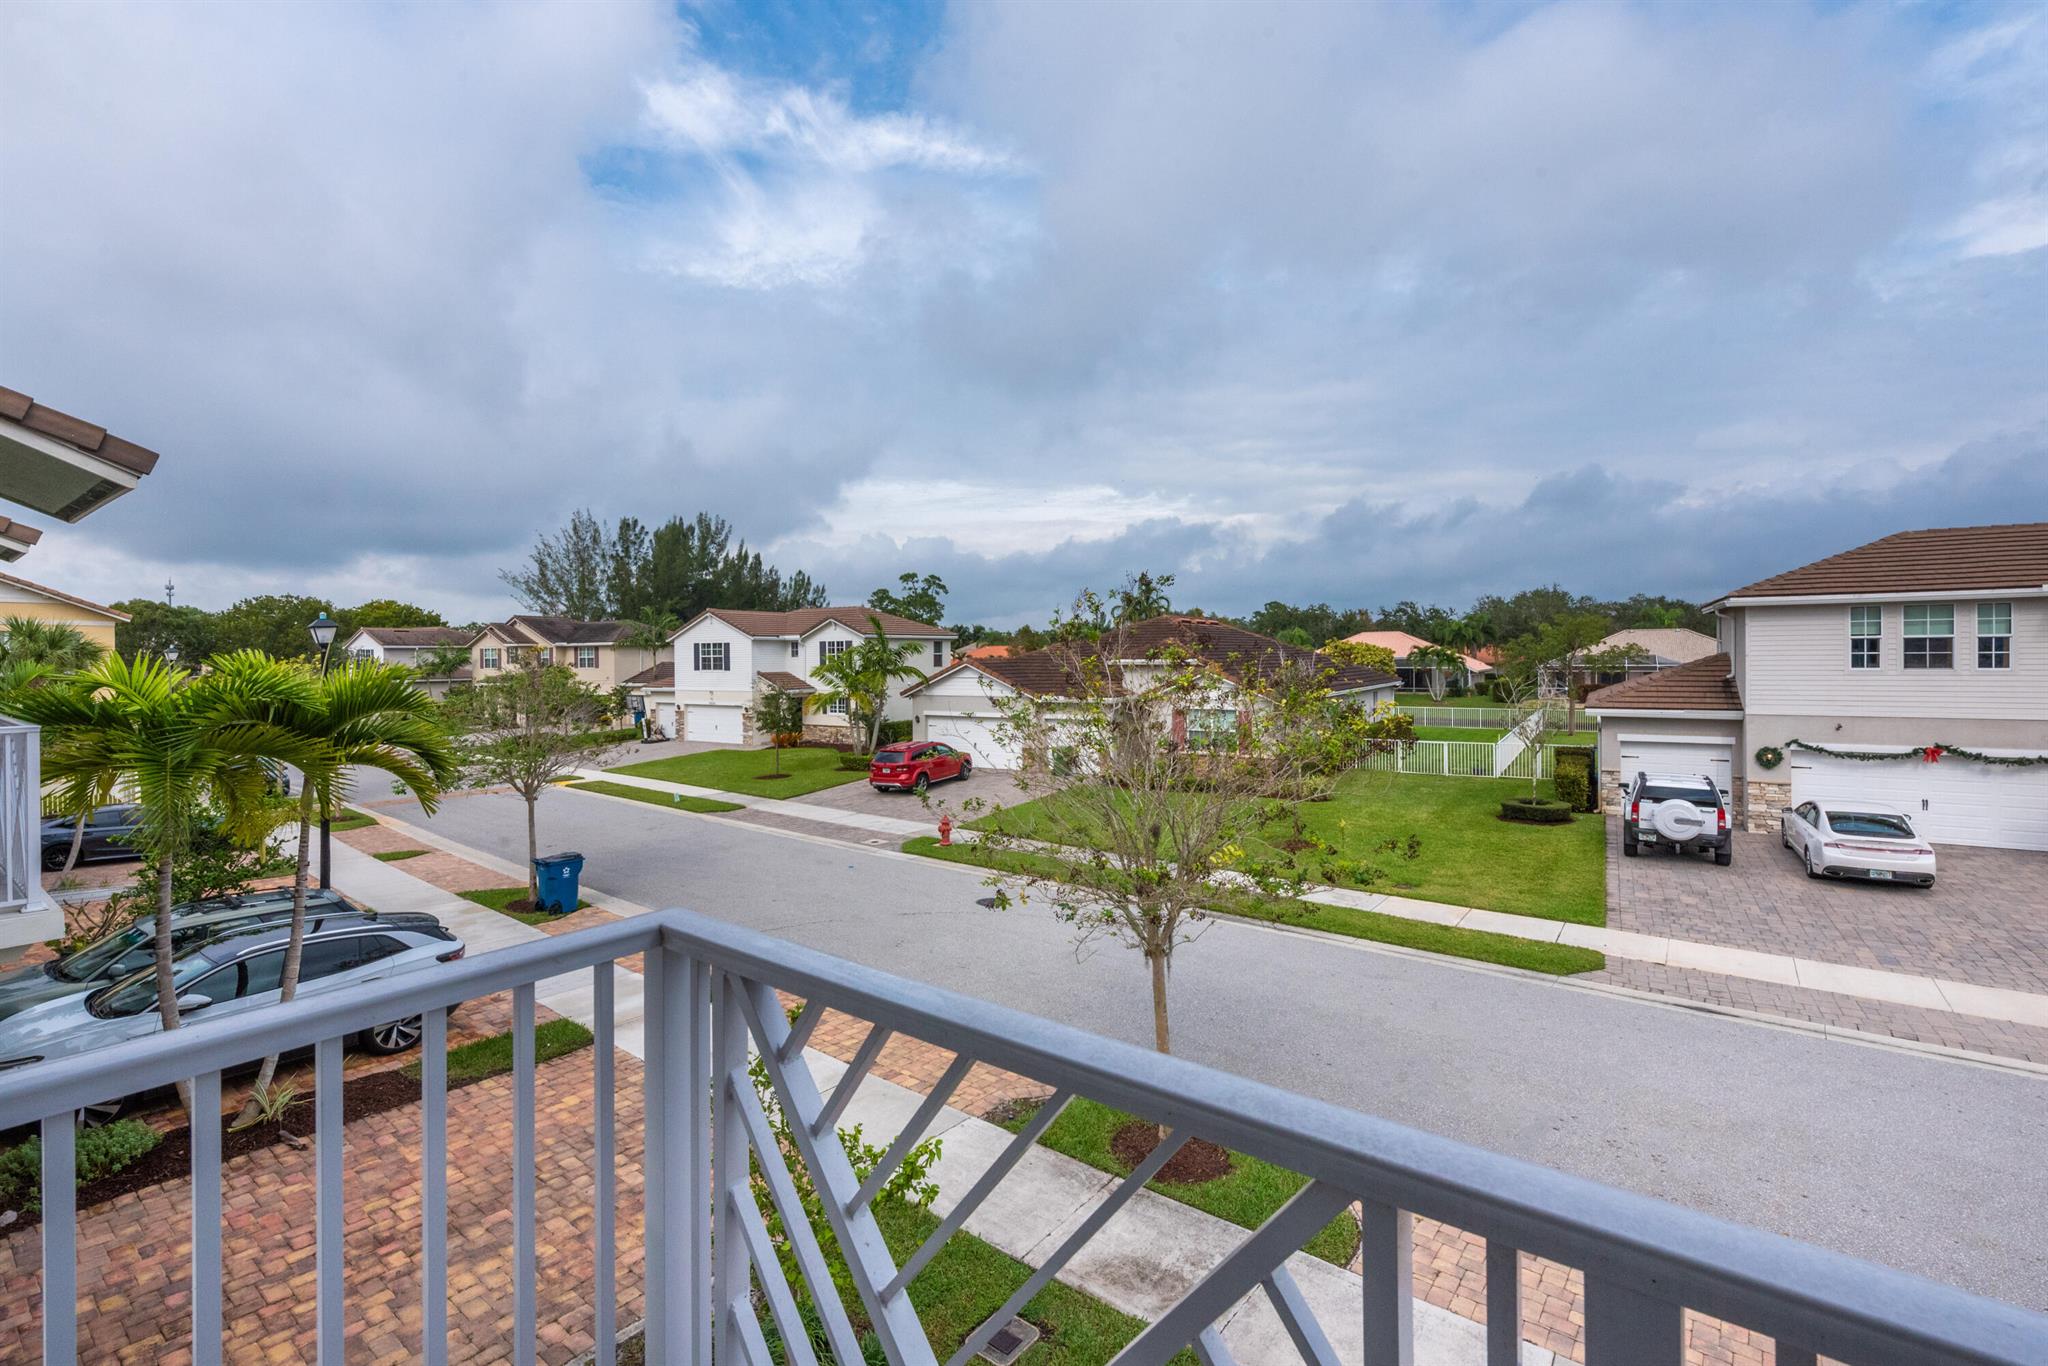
left=1714, top=846, right=1732, bottom=867
left=76, top=1097, right=127, bottom=1129
left=41, top=844, right=69, bottom=871
left=914, top=773, right=930, bottom=794
left=958, top=761, right=971, bottom=781
left=360, top=1015, right=425, bottom=1055
left=1806, top=853, right=1822, bottom=879
left=1622, top=836, right=1637, bottom=857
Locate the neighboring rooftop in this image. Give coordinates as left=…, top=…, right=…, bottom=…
left=1341, top=629, right=1490, bottom=673
left=1584, top=653, right=1742, bottom=713
left=757, top=670, right=815, bottom=694
left=504, top=615, right=642, bottom=645
left=0, top=516, right=41, bottom=563
left=0, top=384, right=163, bottom=522
left=625, top=661, right=675, bottom=688
left=1711, top=523, right=2048, bottom=603
left=960, top=643, right=1013, bottom=659
left=693, top=606, right=949, bottom=638
left=1595, top=627, right=1718, bottom=665
left=351, top=625, right=475, bottom=648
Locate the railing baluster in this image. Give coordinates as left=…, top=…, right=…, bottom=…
left=1484, top=1240, right=1520, bottom=1366
left=41, top=1107, right=76, bottom=1365
left=191, top=1070, right=223, bottom=1366
left=1192, top=1327, right=1240, bottom=1366
left=315, top=1035, right=344, bottom=1364
left=513, top=983, right=537, bottom=1366
left=779, top=997, right=826, bottom=1062
left=1583, top=1274, right=1682, bottom=1363
left=643, top=942, right=711, bottom=1366
left=851, top=1052, right=972, bottom=1212
left=710, top=972, right=750, bottom=1366
left=1264, top=1267, right=1342, bottom=1366
left=728, top=1184, right=822, bottom=1366
left=886, top=1089, right=1075, bottom=1298
left=422, top=1006, right=449, bottom=1366
left=812, top=1020, right=892, bottom=1136
left=1360, top=1200, right=1414, bottom=1366
left=592, top=965, right=616, bottom=1366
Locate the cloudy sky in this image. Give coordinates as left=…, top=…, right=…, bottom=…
left=2, top=0, right=2043, bottom=626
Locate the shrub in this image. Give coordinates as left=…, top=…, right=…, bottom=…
left=1500, top=797, right=1573, bottom=824
left=877, top=720, right=912, bottom=745
left=0, top=1118, right=162, bottom=1215
left=836, top=752, right=873, bottom=771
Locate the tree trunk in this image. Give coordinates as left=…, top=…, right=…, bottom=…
left=525, top=789, right=539, bottom=902
left=61, top=809, right=87, bottom=875
left=1148, top=949, right=1171, bottom=1055
left=239, top=790, right=314, bottom=1120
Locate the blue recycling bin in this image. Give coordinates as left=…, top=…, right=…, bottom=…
left=532, top=851, right=585, bottom=915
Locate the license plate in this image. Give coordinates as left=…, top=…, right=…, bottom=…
left=1639, top=834, right=1656, bottom=844
left=1867, top=869, right=1892, bottom=880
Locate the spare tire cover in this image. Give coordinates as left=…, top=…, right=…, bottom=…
left=1651, top=801, right=1710, bottom=840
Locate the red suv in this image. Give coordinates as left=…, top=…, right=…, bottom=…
left=869, top=742, right=971, bottom=793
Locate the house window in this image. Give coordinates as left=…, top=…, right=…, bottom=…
left=932, top=640, right=946, bottom=668
left=694, top=642, right=730, bottom=672
left=1848, top=605, right=1881, bottom=669
left=818, top=639, right=851, bottom=667
left=1902, top=604, right=1953, bottom=669
left=1185, top=708, right=1238, bottom=751
left=1977, top=602, right=2011, bottom=669
left=480, top=648, right=500, bottom=670
left=825, top=698, right=849, bottom=715
left=789, top=641, right=799, bottom=657
left=575, top=646, right=599, bottom=669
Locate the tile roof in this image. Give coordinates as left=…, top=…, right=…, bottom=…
left=1584, top=653, right=1742, bottom=712
left=1593, top=627, right=1718, bottom=664
left=0, top=570, right=129, bottom=622
left=695, top=606, right=949, bottom=638
left=505, top=615, right=640, bottom=645
left=910, top=616, right=1399, bottom=698
left=757, top=670, right=815, bottom=694
left=0, top=385, right=162, bottom=477
left=625, top=661, right=674, bottom=688
left=1341, top=629, right=1490, bottom=673
left=960, top=643, right=1012, bottom=658
left=354, top=626, right=474, bottom=648
left=1714, top=523, right=2048, bottom=602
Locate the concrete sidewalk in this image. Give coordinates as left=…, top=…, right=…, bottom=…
left=570, top=766, right=931, bottom=838
left=332, top=838, right=1547, bottom=1366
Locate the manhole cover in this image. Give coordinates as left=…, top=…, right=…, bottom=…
left=978, top=1317, right=1041, bottom=1366
left=975, top=897, right=1001, bottom=909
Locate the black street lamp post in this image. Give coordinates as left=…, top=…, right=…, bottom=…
left=307, top=612, right=339, bottom=889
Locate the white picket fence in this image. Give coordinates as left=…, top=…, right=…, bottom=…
left=1400, top=704, right=1575, bottom=729
left=1359, top=739, right=1557, bottom=779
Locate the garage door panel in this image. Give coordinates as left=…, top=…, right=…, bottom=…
left=1617, top=741, right=1732, bottom=797
left=684, top=705, right=744, bottom=744
left=1788, top=753, right=2048, bottom=851
left=925, top=716, right=1017, bottom=769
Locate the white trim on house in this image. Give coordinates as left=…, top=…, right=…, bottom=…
left=1707, top=586, right=2048, bottom=610
left=1587, top=708, right=1745, bottom=720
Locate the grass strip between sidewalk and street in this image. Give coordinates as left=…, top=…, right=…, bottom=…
left=371, top=848, right=428, bottom=862
left=402, top=1017, right=594, bottom=1087
left=567, top=779, right=744, bottom=813
left=902, top=836, right=1604, bottom=976
left=325, top=808, right=379, bottom=832
left=457, top=885, right=593, bottom=926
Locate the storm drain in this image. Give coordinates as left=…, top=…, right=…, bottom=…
left=977, top=1317, right=1041, bottom=1366
left=975, top=896, right=1001, bottom=909
left=863, top=837, right=889, bottom=846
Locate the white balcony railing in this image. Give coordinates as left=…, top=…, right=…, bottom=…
left=0, top=714, right=41, bottom=915
left=2, top=909, right=2044, bottom=1366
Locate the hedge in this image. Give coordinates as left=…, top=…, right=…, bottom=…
left=0, top=1119, right=162, bottom=1216
left=1500, top=797, right=1574, bottom=824
left=1552, top=746, right=1596, bottom=812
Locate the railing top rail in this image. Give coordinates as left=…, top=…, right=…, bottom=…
left=650, top=911, right=2048, bottom=1366
left=0, top=906, right=2040, bottom=1364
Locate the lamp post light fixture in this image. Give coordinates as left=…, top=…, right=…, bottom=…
left=308, top=612, right=340, bottom=889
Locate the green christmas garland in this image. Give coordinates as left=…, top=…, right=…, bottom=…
left=1784, top=739, right=2048, bottom=768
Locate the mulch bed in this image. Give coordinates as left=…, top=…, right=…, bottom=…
left=751, top=773, right=794, bottom=781
left=1111, top=1119, right=1234, bottom=1185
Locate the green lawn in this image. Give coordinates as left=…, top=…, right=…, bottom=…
left=457, top=885, right=592, bottom=926
left=998, top=1096, right=1358, bottom=1265
left=1393, top=692, right=1498, bottom=708
left=402, top=1018, right=594, bottom=1086
left=609, top=746, right=863, bottom=798
left=902, top=837, right=1602, bottom=974
left=969, top=770, right=1605, bottom=925
left=325, top=808, right=378, bottom=832
left=371, top=848, right=428, bottom=862
left=567, top=779, right=744, bottom=813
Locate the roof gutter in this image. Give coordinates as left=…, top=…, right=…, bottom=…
left=1706, top=586, right=2048, bottom=611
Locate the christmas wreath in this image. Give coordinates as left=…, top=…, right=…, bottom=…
left=1783, top=739, right=2047, bottom=768
left=1754, top=745, right=1784, bottom=770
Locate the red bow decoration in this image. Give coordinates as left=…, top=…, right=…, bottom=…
left=1921, top=745, right=1944, bottom=763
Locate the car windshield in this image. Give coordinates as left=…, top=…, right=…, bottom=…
left=54, top=923, right=154, bottom=983
left=874, top=749, right=911, bottom=763
left=88, top=952, right=229, bottom=1019
left=1826, top=811, right=1916, bottom=839
left=1641, top=784, right=1717, bottom=806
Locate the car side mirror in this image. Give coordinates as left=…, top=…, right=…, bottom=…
left=174, top=993, right=213, bottom=1014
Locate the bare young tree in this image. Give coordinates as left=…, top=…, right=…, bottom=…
left=965, top=621, right=1389, bottom=1058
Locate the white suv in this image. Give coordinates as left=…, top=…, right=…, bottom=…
left=1622, top=772, right=1732, bottom=865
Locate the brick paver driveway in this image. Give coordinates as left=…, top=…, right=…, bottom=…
left=1606, top=818, right=2048, bottom=993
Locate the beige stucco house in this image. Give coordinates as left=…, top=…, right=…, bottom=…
left=1588, top=523, right=2048, bottom=850
left=466, top=616, right=659, bottom=693
left=0, top=571, right=128, bottom=655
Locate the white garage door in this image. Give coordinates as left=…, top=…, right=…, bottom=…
left=684, top=704, right=744, bottom=744
left=653, top=702, right=677, bottom=739
left=1617, top=737, right=1733, bottom=799
left=1789, top=752, right=2048, bottom=851
left=925, top=715, right=1018, bottom=769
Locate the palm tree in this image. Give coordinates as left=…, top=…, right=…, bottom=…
left=807, top=617, right=926, bottom=752
left=14, top=653, right=326, bottom=1040
left=227, top=654, right=458, bottom=1116
left=0, top=616, right=105, bottom=672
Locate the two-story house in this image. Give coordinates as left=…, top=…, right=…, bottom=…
left=1587, top=523, right=2048, bottom=850
left=467, top=616, right=658, bottom=693
left=337, top=625, right=476, bottom=697
left=631, top=606, right=951, bottom=744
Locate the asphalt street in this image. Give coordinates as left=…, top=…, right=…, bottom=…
left=384, top=783, right=2048, bottom=1310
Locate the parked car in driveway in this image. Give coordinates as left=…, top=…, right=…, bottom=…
left=1780, top=800, right=1937, bottom=887
left=0, top=888, right=368, bottom=1024
left=0, top=915, right=463, bottom=1122
left=869, top=741, right=971, bottom=793
left=1622, top=772, right=1732, bottom=864
left=39, top=802, right=144, bottom=870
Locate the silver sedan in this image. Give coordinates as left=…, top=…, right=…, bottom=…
left=1780, top=799, right=1937, bottom=887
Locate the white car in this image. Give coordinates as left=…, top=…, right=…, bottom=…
left=1779, top=800, right=1937, bottom=888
